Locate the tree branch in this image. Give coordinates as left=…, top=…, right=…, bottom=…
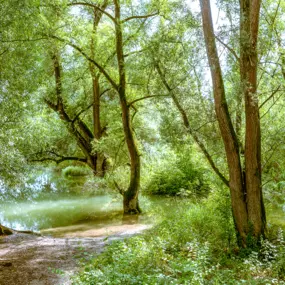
left=114, top=180, right=124, bottom=195
left=67, top=2, right=115, bottom=22
left=259, top=85, right=281, bottom=109
left=261, top=92, right=284, bottom=119
left=215, top=36, right=239, bottom=62
left=49, top=35, right=118, bottom=90
left=121, top=11, right=159, bottom=23
left=72, top=102, right=94, bottom=123
left=100, top=88, right=111, bottom=97
left=29, top=150, right=87, bottom=164
left=30, top=156, right=87, bottom=164
left=155, top=62, right=229, bottom=187
left=0, top=49, right=9, bottom=57
left=128, top=94, right=170, bottom=107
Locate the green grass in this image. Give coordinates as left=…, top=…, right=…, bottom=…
left=72, top=192, right=285, bottom=285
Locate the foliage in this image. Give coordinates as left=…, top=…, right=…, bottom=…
left=62, top=166, right=91, bottom=178
left=144, top=148, right=210, bottom=197
left=72, top=193, right=285, bottom=284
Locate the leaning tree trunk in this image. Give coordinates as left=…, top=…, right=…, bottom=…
left=200, top=0, right=265, bottom=246
left=114, top=0, right=141, bottom=214
left=0, top=224, right=13, bottom=235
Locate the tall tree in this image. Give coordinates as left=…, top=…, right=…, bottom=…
left=42, top=2, right=109, bottom=176
left=51, top=0, right=158, bottom=214
left=199, top=0, right=265, bottom=245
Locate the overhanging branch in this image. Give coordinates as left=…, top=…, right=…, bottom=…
left=29, top=151, right=87, bottom=164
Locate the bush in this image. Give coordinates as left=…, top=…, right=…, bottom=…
left=62, top=166, right=91, bottom=178
left=72, top=192, right=285, bottom=285
left=144, top=154, right=210, bottom=197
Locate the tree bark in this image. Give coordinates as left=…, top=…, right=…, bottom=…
left=89, top=5, right=109, bottom=177
left=200, top=0, right=266, bottom=246
left=47, top=53, right=102, bottom=175
left=0, top=224, right=13, bottom=236
left=240, top=0, right=266, bottom=237
left=114, top=0, right=141, bottom=214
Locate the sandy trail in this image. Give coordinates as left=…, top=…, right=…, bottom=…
left=0, top=224, right=151, bottom=285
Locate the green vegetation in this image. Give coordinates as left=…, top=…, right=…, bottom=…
left=73, top=193, right=285, bottom=284
left=1, top=0, right=285, bottom=283
left=145, top=153, right=210, bottom=197
left=62, top=166, right=91, bottom=178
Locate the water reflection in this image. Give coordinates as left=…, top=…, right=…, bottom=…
left=0, top=195, right=122, bottom=232
left=0, top=167, right=185, bottom=237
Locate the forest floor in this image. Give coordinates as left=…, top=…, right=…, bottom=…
left=0, top=223, right=151, bottom=285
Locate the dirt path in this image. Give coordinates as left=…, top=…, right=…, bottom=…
left=0, top=224, right=151, bottom=285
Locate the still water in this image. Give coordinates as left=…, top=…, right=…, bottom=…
left=0, top=194, right=173, bottom=237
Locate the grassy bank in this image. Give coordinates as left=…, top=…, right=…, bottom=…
left=72, top=192, right=285, bottom=285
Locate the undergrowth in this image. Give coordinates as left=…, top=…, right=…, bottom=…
left=72, top=191, right=285, bottom=285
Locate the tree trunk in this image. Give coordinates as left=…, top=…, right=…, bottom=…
left=0, top=224, right=13, bottom=236
left=114, top=0, right=141, bottom=214
left=47, top=53, right=107, bottom=177
left=89, top=6, right=108, bottom=177
left=90, top=64, right=106, bottom=178
left=200, top=0, right=265, bottom=246
left=240, top=0, right=266, bottom=237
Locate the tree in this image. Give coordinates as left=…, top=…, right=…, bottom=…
left=199, top=0, right=265, bottom=246
left=48, top=0, right=159, bottom=214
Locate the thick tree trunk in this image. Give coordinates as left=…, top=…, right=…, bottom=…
left=114, top=0, right=141, bottom=214
left=200, top=0, right=265, bottom=246
left=240, top=0, right=266, bottom=237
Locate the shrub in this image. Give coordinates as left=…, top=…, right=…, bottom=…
left=62, top=166, right=91, bottom=178
left=72, top=192, right=285, bottom=285
left=144, top=154, right=210, bottom=197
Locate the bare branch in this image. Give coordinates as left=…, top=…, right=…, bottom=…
left=0, top=49, right=9, bottom=56
left=30, top=157, right=87, bottom=164
left=100, top=88, right=111, bottom=97
left=121, top=11, right=159, bottom=23
left=72, top=102, right=94, bottom=123
left=114, top=180, right=124, bottom=195
left=259, top=85, right=281, bottom=109
left=215, top=36, right=239, bottom=62
left=0, top=37, right=47, bottom=43
left=124, top=48, right=146, bottom=57
left=261, top=92, right=284, bottom=119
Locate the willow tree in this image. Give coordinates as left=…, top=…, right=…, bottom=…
left=52, top=0, right=159, bottom=214
left=199, top=0, right=265, bottom=245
